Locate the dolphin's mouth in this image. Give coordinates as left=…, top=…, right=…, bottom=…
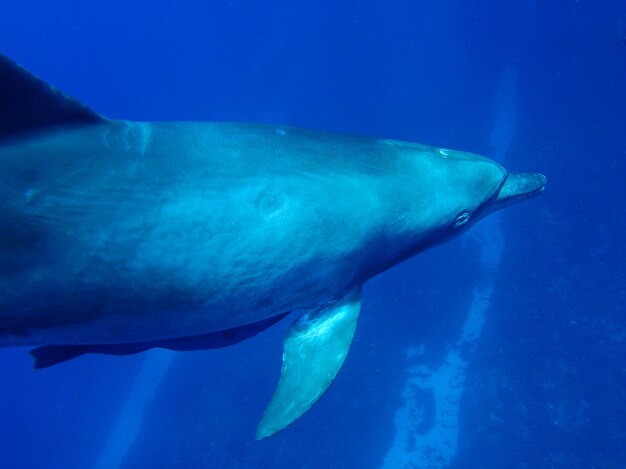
left=493, top=172, right=546, bottom=210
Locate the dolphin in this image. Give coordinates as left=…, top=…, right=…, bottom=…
left=0, top=54, right=545, bottom=439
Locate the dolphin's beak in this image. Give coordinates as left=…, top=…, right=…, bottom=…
left=493, top=172, right=546, bottom=210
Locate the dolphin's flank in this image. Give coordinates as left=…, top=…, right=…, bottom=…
left=0, top=54, right=545, bottom=438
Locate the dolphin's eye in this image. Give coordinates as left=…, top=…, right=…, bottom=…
left=454, top=211, right=471, bottom=227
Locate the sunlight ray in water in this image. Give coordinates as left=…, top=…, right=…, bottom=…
left=93, top=350, right=176, bottom=469
left=381, top=65, right=517, bottom=469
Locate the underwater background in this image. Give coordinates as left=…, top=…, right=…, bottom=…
left=1, top=0, right=625, bottom=468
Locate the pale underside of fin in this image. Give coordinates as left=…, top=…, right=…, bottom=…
left=256, top=290, right=362, bottom=439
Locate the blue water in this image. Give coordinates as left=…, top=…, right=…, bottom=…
left=1, top=1, right=625, bottom=468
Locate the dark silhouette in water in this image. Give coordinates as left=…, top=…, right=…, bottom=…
left=30, top=312, right=289, bottom=369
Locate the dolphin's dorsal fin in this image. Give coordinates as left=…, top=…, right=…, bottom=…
left=256, top=291, right=361, bottom=439
left=0, top=54, right=104, bottom=142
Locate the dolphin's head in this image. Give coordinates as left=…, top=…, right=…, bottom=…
left=383, top=143, right=546, bottom=260
left=419, top=147, right=546, bottom=227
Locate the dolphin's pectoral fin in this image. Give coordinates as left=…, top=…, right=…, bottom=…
left=256, top=290, right=362, bottom=439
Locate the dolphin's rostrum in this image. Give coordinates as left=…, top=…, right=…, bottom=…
left=0, top=54, right=545, bottom=438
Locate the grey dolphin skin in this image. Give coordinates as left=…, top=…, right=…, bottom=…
left=0, top=54, right=545, bottom=439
